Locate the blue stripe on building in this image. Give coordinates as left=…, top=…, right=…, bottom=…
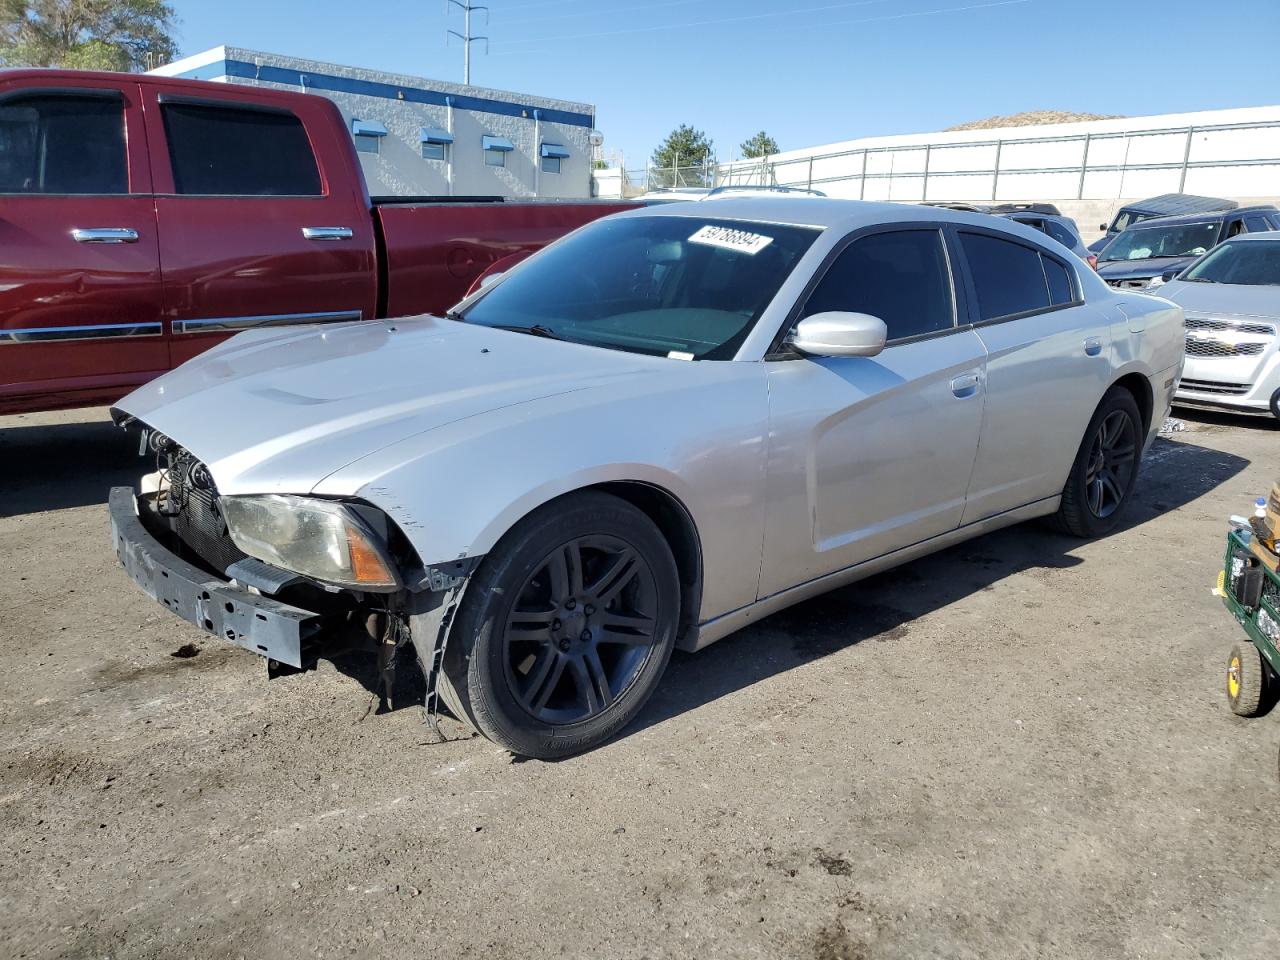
left=171, top=58, right=594, bottom=129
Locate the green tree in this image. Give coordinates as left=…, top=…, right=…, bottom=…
left=651, top=124, right=714, bottom=186
left=0, top=0, right=177, bottom=72
left=739, top=131, right=779, bottom=159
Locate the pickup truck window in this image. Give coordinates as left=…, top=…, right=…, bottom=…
left=0, top=94, right=126, bottom=195
left=803, top=230, right=954, bottom=341
left=160, top=102, right=322, bottom=197
left=959, top=232, right=1053, bottom=321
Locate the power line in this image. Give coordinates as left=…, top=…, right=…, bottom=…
left=493, top=0, right=1031, bottom=49
left=500, top=0, right=708, bottom=28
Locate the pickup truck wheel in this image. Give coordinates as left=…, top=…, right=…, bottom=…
left=438, top=491, right=679, bottom=759
left=1054, top=386, right=1142, bottom=538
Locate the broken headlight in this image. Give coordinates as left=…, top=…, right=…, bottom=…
left=220, top=494, right=399, bottom=590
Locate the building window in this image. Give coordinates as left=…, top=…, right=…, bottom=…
left=351, top=118, right=387, bottom=156
left=482, top=134, right=514, bottom=168
left=540, top=142, right=569, bottom=175
left=420, top=125, right=453, bottom=163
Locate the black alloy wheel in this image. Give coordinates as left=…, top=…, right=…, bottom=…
left=1083, top=408, right=1138, bottom=520
left=1055, top=386, right=1144, bottom=537
left=431, top=491, right=680, bottom=759
left=503, top=534, right=660, bottom=725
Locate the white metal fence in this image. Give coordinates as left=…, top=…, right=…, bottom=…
left=716, top=117, right=1280, bottom=203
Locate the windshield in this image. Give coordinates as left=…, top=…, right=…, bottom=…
left=1100, top=221, right=1219, bottom=262
left=458, top=215, right=820, bottom=359
left=1182, top=241, right=1280, bottom=285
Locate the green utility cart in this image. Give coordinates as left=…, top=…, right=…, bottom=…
left=1219, top=531, right=1280, bottom=724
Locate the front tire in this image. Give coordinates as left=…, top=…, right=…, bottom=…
left=438, top=491, right=680, bottom=759
left=1055, top=386, right=1143, bottom=538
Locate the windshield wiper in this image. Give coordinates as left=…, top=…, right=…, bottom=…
left=1183, top=277, right=1217, bottom=283
left=444, top=309, right=466, bottom=322
left=494, top=323, right=563, bottom=340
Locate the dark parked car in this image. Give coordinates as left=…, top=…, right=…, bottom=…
left=999, top=212, right=1094, bottom=266
left=1088, top=193, right=1238, bottom=254
left=1096, top=206, right=1280, bottom=291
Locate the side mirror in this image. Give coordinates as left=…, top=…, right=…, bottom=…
left=789, top=312, right=888, bottom=358
left=1160, top=268, right=1181, bottom=283
left=478, top=271, right=505, bottom=290
left=1099, top=223, right=1107, bottom=232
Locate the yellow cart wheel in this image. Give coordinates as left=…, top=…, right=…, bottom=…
left=1226, top=642, right=1266, bottom=717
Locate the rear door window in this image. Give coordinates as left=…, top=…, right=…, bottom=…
left=0, top=93, right=126, bottom=194
left=802, top=229, right=955, bottom=341
left=959, top=232, right=1052, bottom=321
left=1244, top=215, right=1272, bottom=232
left=161, top=101, right=322, bottom=196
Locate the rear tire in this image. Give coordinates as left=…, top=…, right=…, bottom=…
left=1055, top=386, right=1143, bottom=538
left=438, top=491, right=680, bottom=759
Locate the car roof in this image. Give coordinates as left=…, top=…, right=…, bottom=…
left=614, top=196, right=1046, bottom=235
left=1122, top=193, right=1238, bottom=217
left=1222, top=233, right=1280, bottom=244
left=1124, top=206, right=1278, bottom=230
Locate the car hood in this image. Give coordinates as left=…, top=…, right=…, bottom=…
left=1158, top=281, right=1280, bottom=320
left=1096, top=256, right=1195, bottom=281
left=114, top=317, right=659, bottom=495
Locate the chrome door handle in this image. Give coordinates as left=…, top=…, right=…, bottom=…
left=1084, top=337, right=1103, bottom=357
left=950, top=373, right=981, bottom=399
left=72, top=227, right=139, bottom=243
left=302, top=226, right=354, bottom=241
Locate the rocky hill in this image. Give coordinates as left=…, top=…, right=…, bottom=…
left=946, top=110, right=1123, bottom=131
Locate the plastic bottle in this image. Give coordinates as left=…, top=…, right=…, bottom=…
left=1257, top=498, right=1269, bottom=519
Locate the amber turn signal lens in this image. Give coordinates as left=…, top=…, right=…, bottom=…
left=346, top=523, right=396, bottom=586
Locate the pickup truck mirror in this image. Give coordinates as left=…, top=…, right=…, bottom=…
left=1098, top=223, right=1107, bottom=232
left=1160, top=268, right=1181, bottom=283
left=789, top=312, right=887, bottom=358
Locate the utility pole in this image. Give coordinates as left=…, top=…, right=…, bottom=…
left=446, top=0, right=488, bottom=86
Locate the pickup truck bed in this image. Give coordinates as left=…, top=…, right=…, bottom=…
left=0, top=68, right=632, bottom=415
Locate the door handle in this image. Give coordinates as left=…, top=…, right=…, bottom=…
left=72, top=227, right=139, bottom=244
left=950, top=373, right=981, bottom=399
left=1084, top=337, right=1103, bottom=357
left=302, top=226, right=354, bottom=241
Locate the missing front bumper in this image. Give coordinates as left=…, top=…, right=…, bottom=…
left=108, top=487, right=321, bottom=667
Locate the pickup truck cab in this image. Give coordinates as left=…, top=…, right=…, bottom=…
left=0, top=69, right=630, bottom=414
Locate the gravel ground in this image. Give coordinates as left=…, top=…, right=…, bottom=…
left=2, top=406, right=1278, bottom=960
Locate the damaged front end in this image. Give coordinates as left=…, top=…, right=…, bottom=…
left=108, top=417, right=479, bottom=726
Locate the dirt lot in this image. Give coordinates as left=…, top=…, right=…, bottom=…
left=1, top=406, right=1278, bottom=960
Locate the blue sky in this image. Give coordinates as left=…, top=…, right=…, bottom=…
left=169, top=0, right=1279, bottom=168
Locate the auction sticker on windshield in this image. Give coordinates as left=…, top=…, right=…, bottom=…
left=689, top=224, right=774, bottom=255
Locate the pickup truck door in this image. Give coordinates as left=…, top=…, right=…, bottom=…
left=954, top=229, right=1113, bottom=524
left=140, top=88, right=378, bottom=366
left=0, top=80, right=165, bottom=411
left=758, top=227, right=987, bottom=598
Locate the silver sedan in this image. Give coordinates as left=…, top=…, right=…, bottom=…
left=1161, top=234, right=1280, bottom=420
left=110, top=198, right=1185, bottom=758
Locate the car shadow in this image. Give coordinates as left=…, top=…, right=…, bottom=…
left=1173, top=405, right=1280, bottom=432
left=0, top=414, right=139, bottom=517
left=622, top=434, right=1249, bottom=744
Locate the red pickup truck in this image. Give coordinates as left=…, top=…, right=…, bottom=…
left=0, top=69, right=631, bottom=415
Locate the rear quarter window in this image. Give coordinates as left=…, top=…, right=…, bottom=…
left=161, top=101, right=322, bottom=196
